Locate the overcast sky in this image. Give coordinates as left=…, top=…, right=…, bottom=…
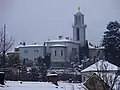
left=0, top=0, right=120, bottom=47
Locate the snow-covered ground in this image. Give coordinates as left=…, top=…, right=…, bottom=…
left=0, top=81, right=85, bottom=90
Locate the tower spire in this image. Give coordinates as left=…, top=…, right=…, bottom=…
left=78, top=7, right=80, bottom=12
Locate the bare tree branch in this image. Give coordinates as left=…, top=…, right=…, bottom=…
left=0, top=29, right=14, bottom=54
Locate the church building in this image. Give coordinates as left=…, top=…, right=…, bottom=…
left=14, top=8, right=104, bottom=68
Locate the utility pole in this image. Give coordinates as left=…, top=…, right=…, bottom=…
left=3, top=24, right=6, bottom=72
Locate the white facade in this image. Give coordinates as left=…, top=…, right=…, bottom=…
left=45, top=38, right=79, bottom=68
left=18, top=39, right=79, bottom=68
left=19, top=44, right=45, bottom=61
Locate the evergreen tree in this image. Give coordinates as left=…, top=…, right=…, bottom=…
left=44, top=53, right=51, bottom=69
left=84, top=40, right=89, bottom=58
left=29, top=67, right=39, bottom=81
left=102, top=21, right=120, bottom=66
left=37, top=56, right=47, bottom=81
left=79, top=40, right=89, bottom=64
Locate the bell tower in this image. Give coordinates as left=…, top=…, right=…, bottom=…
left=73, top=7, right=87, bottom=46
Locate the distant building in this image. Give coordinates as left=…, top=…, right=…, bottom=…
left=18, top=44, right=45, bottom=62
left=11, top=8, right=105, bottom=68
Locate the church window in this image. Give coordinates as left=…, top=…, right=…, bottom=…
left=61, top=50, right=63, bottom=56
left=75, top=16, right=77, bottom=25
left=78, top=16, right=81, bottom=20
left=54, top=50, right=57, bottom=56
left=34, top=49, right=39, bottom=53
left=76, top=28, right=80, bottom=40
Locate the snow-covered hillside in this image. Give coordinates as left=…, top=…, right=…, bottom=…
left=0, top=81, right=85, bottom=90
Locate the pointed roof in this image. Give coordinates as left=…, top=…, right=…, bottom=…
left=74, top=12, right=84, bottom=16
left=74, top=7, right=84, bottom=16
left=81, top=60, right=118, bottom=73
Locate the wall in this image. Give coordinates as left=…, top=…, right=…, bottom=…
left=81, top=71, right=116, bottom=83
left=49, top=46, right=67, bottom=62
left=19, top=46, right=44, bottom=61
left=46, top=41, right=79, bottom=62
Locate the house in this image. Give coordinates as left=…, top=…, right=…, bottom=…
left=81, top=60, right=119, bottom=83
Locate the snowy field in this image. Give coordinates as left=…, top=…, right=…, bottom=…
left=0, top=81, right=85, bottom=90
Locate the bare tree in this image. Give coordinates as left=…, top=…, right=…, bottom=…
left=94, top=49, right=120, bottom=90
left=0, top=25, right=14, bottom=68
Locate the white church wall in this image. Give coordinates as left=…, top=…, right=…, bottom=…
left=49, top=46, right=67, bottom=62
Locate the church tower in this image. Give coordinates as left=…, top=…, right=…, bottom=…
left=73, top=7, right=87, bottom=46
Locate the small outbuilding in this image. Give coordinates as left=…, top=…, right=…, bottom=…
left=46, top=73, right=58, bottom=86
left=81, top=60, right=119, bottom=83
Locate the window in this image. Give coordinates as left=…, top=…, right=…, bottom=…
left=23, top=58, right=28, bottom=61
left=76, top=28, right=80, bottom=40
left=75, top=16, right=77, bottom=25
left=34, top=49, right=39, bottom=53
left=24, top=50, right=28, bottom=53
left=34, top=58, right=37, bottom=61
left=54, top=50, right=57, bottom=56
left=61, top=50, right=63, bottom=56
left=78, top=16, right=81, bottom=20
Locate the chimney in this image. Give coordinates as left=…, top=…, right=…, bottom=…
left=23, top=42, right=26, bottom=46
left=20, top=42, right=22, bottom=45
left=65, top=37, right=69, bottom=40
left=58, top=36, right=62, bottom=40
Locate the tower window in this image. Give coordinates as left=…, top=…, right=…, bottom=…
left=54, top=50, right=57, bottom=56
left=61, top=50, right=63, bottom=56
left=75, top=16, right=77, bottom=25
left=76, top=28, right=80, bottom=40
left=78, top=16, right=81, bottom=20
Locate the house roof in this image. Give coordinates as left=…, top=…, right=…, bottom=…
left=74, top=12, right=84, bottom=16
left=17, top=44, right=44, bottom=48
left=88, top=41, right=105, bottom=49
left=50, top=44, right=67, bottom=47
left=46, top=73, right=58, bottom=77
left=45, top=39, right=73, bottom=43
left=88, top=45, right=95, bottom=49
left=81, top=60, right=118, bottom=73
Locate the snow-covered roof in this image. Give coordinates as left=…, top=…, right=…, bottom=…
left=47, top=73, right=58, bottom=77
left=7, top=50, right=15, bottom=53
left=88, top=41, right=95, bottom=49
left=0, top=72, right=4, bottom=74
left=16, top=45, right=24, bottom=48
left=50, top=44, right=67, bottom=47
left=46, top=39, right=73, bottom=43
left=74, top=12, right=84, bottom=16
left=88, top=45, right=95, bottom=49
left=81, top=60, right=118, bottom=73
left=98, top=46, right=105, bottom=49
left=18, top=44, right=44, bottom=48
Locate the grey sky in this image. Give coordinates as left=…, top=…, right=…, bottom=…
left=0, top=0, right=120, bottom=47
